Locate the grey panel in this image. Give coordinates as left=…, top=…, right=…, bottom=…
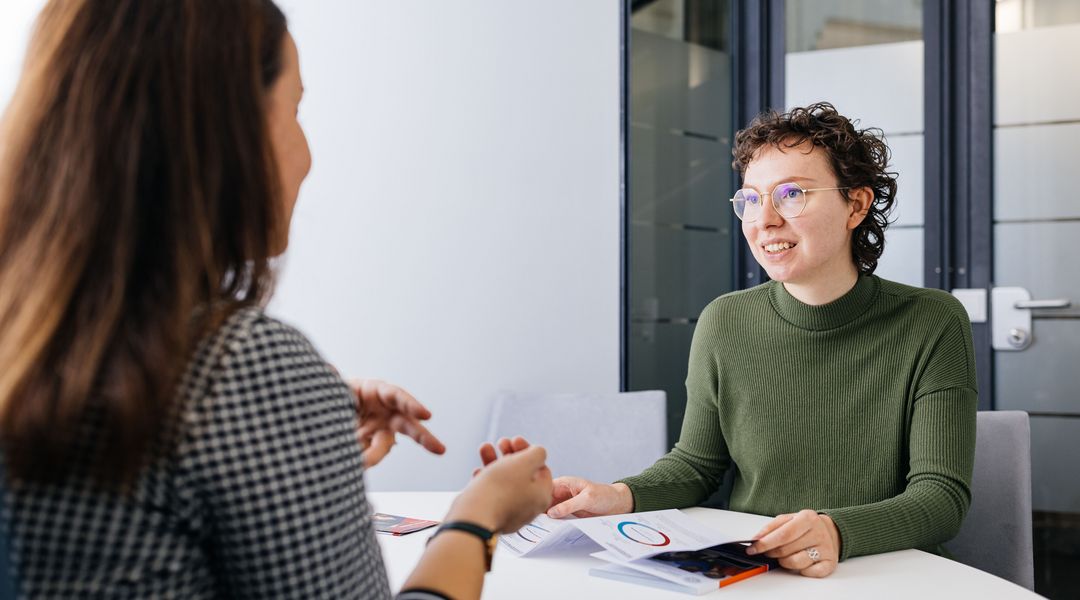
left=628, top=321, right=696, bottom=446
left=630, top=125, right=732, bottom=229
left=995, top=123, right=1080, bottom=222
left=786, top=41, right=923, bottom=135
left=630, top=29, right=731, bottom=140
left=888, top=133, right=925, bottom=227
left=996, top=321, right=1080, bottom=415
left=1029, top=416, right=1080, bottom=513
left=996, top=23, right=1080, bottom=126
left=875, top=226, right=924, bottom=287
left=629, top=223, right=732, bottom=321
left=995, top=222, right=1080, bottom=301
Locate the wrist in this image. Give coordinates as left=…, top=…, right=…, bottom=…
left=820, top=514, right=842, bottom=555
left=445, top=496, right=500, bottom=532
left=612, top=482, right=634, bottom=513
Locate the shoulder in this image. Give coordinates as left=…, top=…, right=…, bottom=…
left=875, top=277, right=971, bottom=328
left=191, top=306, right=329, bottom=375
left=179, top=306, right=349, bottom=421
left=698, top=282, right=772, bottom=323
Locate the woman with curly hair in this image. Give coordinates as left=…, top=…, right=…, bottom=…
left=532, top=102, right=977, bottom=578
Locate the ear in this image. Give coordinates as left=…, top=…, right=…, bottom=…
left=846, top=187, right=873, bottom=230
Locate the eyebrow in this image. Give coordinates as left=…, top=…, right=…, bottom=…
left=740, top=175, right=817, bottom=189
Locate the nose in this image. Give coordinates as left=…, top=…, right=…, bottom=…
left=754, top=195, right=785, bottom=229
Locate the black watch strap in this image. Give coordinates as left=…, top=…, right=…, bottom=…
left=429, top=521, right=497, bottom=571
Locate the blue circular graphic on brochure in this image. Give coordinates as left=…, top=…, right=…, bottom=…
left=616, top=521, right=671, bottom=546
left=516, top=522, right=550, bottom=543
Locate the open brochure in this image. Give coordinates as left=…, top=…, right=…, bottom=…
left=501, top=509, right=777, bottom=593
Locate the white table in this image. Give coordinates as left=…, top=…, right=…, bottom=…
left=370, top=492, right=1044, bottom=599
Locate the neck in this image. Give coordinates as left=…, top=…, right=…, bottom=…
left=782, top=263, right=860, bottom=306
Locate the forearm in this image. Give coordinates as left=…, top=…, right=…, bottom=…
left=823, top=387, right=976, bottom=560
left=618, top=447, right=728, bottom=511
left=401, top=531, right=487, bottom=600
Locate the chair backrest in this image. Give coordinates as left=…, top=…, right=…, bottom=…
left=944, top=410, right=1033, bottom=590
left=486, top=390, right=667, bottom=483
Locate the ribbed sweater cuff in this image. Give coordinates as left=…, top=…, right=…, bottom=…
left=616, top=477, right=709, bottom=512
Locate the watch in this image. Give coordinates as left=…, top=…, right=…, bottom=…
left=429, top=521, right=498, bottom=571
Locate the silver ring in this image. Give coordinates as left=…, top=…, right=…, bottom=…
left=806, top=547, right=821, bottom=562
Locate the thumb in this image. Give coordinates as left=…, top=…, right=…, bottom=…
left=547, top=491, right=590, bottom=519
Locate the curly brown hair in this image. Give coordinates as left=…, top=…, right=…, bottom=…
left=731, top=102, right=898, bottom=275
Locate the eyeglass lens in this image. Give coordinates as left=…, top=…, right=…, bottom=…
left=732, top=183, right=806, bottom=221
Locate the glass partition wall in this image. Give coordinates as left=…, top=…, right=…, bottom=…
left=626, top=0, right=734, bottom=444
left=623, top=3, right=1078, bottom=594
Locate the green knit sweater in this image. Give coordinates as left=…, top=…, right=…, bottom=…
left=619, top=275, right=977, bottom=560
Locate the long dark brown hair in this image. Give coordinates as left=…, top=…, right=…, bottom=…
left=732, top=102, right=898, bottom=275
left=0, top=0, right=288, bottom=484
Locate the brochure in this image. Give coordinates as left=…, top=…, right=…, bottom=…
left=590, top=542, right=778, bottom=595
left=371, top=512, right=439, bottom=536
left=503, top=509, right=774, bottom=593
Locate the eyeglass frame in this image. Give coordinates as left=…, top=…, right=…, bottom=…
left=728, top=182, right=850, bottom=222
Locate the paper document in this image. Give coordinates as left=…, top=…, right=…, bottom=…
left=498, top=514, right=595, bottom=556
left=571, top=509, right=754, bottom=562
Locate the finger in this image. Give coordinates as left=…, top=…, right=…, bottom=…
left=497, top=437, right=514, bottom=455
left=377, top=381, right=431, bottom=420
left=357, top=419, right=382, bottom=441
left=478, top=442, right=498, bottom=466
left=749, top=511, right=815, bottom=555
left=752, top=513, right=794, bottom=540
left=494, top=445, right=548, bottom=477
left=362, top=429, right=395, bottom=468
left=389, top=414, right=446, bottom=455
left=777, top=550, right=816, bottom=572
left=509, top=436, right=531, bottom=452
left=549, top=477, right=581, bottom=504
left=769, top=530, right=827, bottom=561
left=799, top=560, right=837, bottom=579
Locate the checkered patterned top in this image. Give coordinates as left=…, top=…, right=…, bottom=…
left=3, top=308, right=443, bottom=599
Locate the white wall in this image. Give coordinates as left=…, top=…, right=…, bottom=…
left=265, top=0, right=622, bottom=490
left=0, top=1, right=623, bottom=491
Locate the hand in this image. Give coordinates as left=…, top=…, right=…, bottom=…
left=448, top=445, right=553, bottom=534
left=746, top=509, right=841, bottom=578
left=474, top=436, right=531, bottom=476
left=474, top=439, right=633, bottom=520
left=546, top=477, right=634, bottom=518
left=350, top=378, right=446, bottom=467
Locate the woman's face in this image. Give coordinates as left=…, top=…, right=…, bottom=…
left=267, top=32, right=311, bottom=254
left=740, top=141, right=868, bottom=290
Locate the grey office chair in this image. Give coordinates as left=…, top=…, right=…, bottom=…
left=486, top=390, right=668, bottom=483
left=945, top=410, right=1034, bottom=590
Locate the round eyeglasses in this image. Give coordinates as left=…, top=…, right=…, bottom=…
left=729, top=182, right=849, bottom=222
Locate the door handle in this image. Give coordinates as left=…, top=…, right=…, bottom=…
left=1014, top=299, right=1071, bottom=309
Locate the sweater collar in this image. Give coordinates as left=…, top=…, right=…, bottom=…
left=768, top=274, right=879, bottom=331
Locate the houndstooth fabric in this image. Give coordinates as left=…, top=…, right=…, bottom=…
left=3, top=307, right=441, bottom=599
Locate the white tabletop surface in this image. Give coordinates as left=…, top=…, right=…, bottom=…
left=369, top=491, right=1044, bottom=600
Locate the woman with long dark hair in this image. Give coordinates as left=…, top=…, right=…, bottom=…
left=0, top=1, right=550, bottom=597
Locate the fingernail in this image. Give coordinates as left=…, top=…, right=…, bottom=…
left=548, top=509, right=560, bottom=518
left=746, top=547, right=757, bottom=555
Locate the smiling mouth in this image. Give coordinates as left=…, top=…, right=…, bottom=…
left=763, top=242, right=796, bottom=254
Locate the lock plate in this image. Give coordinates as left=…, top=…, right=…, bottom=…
left=991, top=287, right=1032, bottom=351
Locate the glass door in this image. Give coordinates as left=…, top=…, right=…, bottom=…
left=626, top=0, right=734, bottom=445
left=992, top=2, right=1080, bottom=596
